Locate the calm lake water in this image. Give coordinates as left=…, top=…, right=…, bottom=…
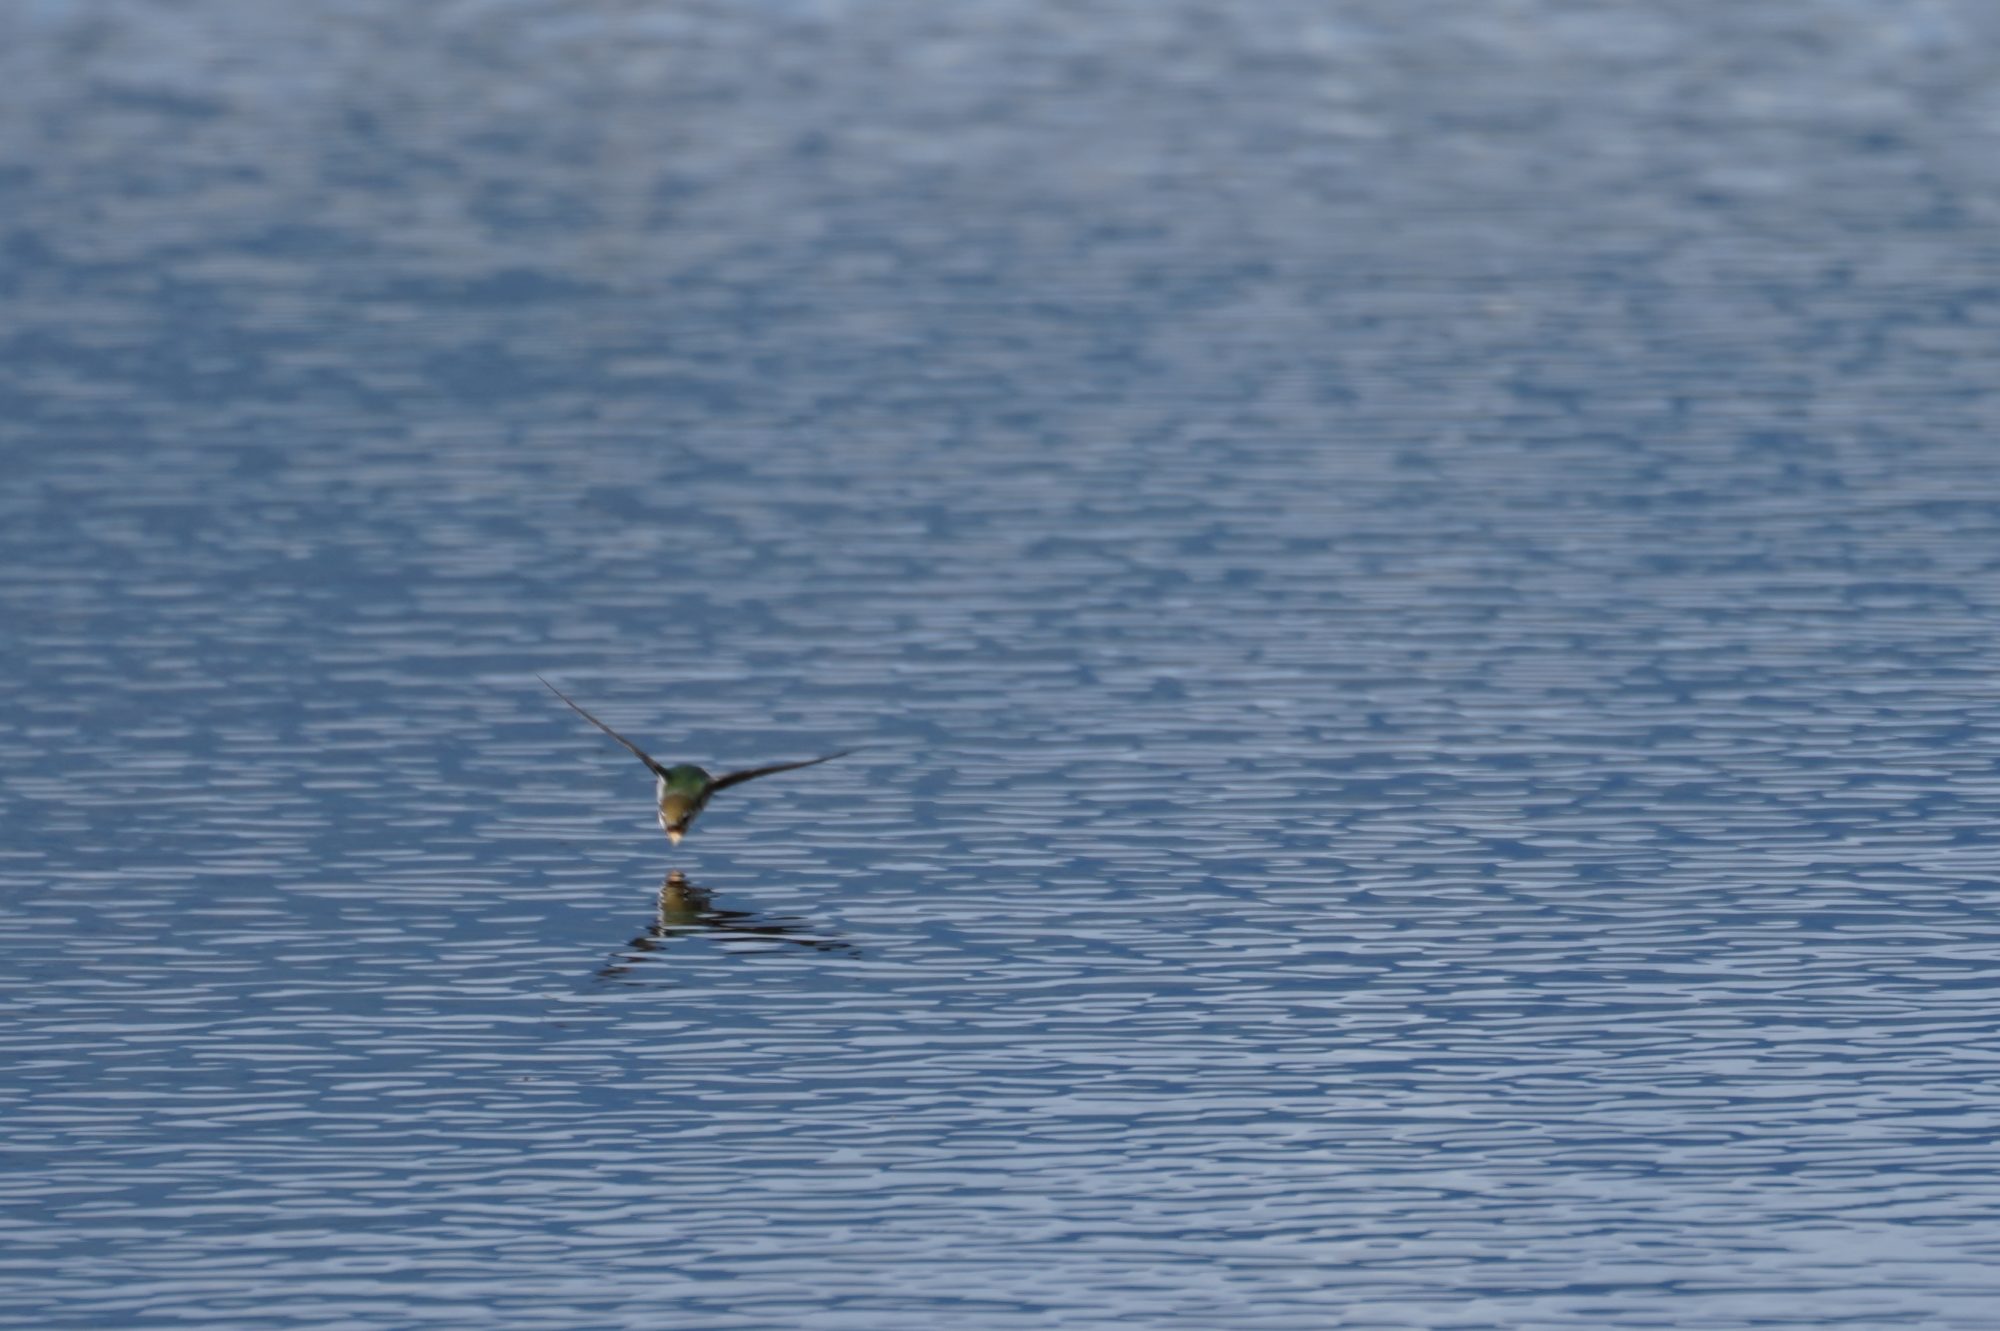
left=8, top=3, right=2000, bottom=1328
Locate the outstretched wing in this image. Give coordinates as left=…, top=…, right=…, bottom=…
left=537, top=674, right=668, bottom=778
left=709, top=749, right=853, bottom=793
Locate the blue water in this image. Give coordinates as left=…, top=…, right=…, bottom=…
left=8, top=3, right=2000, bottom=1327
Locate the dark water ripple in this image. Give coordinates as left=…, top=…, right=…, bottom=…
left=8, top=1, right=2000, bottom=1328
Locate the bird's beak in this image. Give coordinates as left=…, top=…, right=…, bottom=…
left=667, top=829, right=683, bottom=846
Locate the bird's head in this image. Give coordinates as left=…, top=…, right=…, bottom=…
left=659, top=795, right=698, bottom=844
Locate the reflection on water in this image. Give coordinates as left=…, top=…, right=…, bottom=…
left=599, top=871, right=854, bottom=979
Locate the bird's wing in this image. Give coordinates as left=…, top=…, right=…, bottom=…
left=709, top=749, right=854, bottom=793
left=537, top=675, right=669, bottom=778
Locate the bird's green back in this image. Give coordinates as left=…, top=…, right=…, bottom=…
left=660, top=764, right=713, bottom=797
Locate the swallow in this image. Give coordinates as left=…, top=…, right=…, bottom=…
left=537, top=675, right=851, bottom=844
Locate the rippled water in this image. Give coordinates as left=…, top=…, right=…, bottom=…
left=8, top=3, right=2000, bottom=1327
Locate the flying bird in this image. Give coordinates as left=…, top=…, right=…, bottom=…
left=537, top=675, right=851, bottom=844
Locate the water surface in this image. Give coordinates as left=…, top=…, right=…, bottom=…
left=7, top=3, right=2000, bottom=1328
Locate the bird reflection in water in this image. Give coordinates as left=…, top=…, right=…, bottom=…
left=599, top=871, right=852, bottom=979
